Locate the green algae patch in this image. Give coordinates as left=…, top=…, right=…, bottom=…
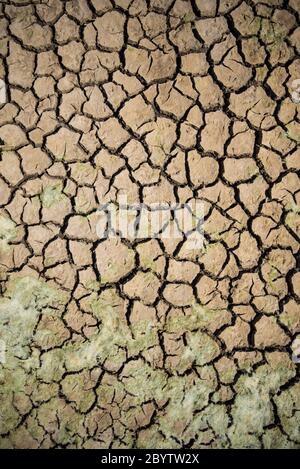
left=285, top=204, right=299, bottom=232
left=185, top=330, right=220, bottom=366
left=0, top=214, right=17, bottom=252
left=63, top=289, right=159, bottom=372
left=38, top=348, right=66, bottom=383
left=166, top=304, right=231, bottom=334
left=157, top=368, right=218, bottom=442
left=274, top=382, right=300, bottom=444
left=0, top=276, right=68, bottom=359
left=57, top=289, right=129, bottom=372
left=121, top=359, right=168, bottom=405
left=128, top=319, right=159, bottom=356
left=137, top=424, right=180, bottom=449
left=262, top=427, right=298, bottom=449
left=40, top=183, right=65, bottom=208
left=229, top=352, right=297, bottom=448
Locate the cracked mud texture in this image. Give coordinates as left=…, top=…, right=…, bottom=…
left=0, top=0, right=300, bottom=450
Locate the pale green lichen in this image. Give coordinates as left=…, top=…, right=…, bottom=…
left=2, top=273, right=299, bottom=447
left=229, top=354, right=297, bottom=448
left=186, top=330, right=220, bottom=366
left=274, top=382, right=300, bottom=443
left=0, top=276, right=67, bottom=360
left=129, top=320, right=158, bottom=355
left=260, top=18, right=286, bottom=49
left=182, top=12, right=196, bottom=23
left=0, top=276, right=69, bottom=435
left=157, top=368, right=218, bottom=442
left=122, top=360, right=167, bottom=405
left=166, top=303, right=230, bottom=334
left=38, top=348, right=66, bottom=383
left=262, top=427, right=297, bottom=449
left=40, top=183, right=65, bottom=208
left=0, top=214, right=17, bottom=252
left=193, top=403, right=230, bottom=447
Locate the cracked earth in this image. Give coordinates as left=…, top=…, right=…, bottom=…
left=0, top=0, right=300, bottom=450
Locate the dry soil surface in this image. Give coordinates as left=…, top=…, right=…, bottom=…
left=0, top=0, right=300, bottom=449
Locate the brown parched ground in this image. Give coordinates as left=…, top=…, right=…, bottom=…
left=0, top=0, right=300, bottom=449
